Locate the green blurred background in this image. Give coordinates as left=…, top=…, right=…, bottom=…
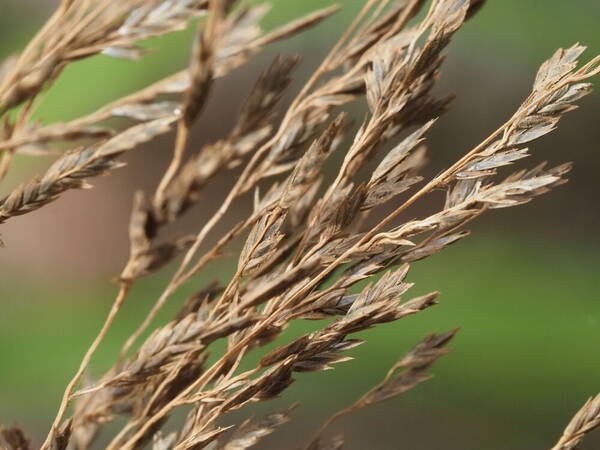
left=1, top=1, right=599, bottom=449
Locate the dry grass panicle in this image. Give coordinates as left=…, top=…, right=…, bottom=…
left=0, top=0, right=599, bottom=449
left=551, top=394, right=600, bottom=450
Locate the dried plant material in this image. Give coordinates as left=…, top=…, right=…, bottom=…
left=402, top=230, right=469, bottom=262
left=0, top=1, right=208, bottom=114
left=281, top=115, right=345, bottom=208
left=153, top=431, right=177, bottom=450
left=0, top=118, right=175, bottom=224
left=1, top=426, right=32, bottom=450
left=157, top=55, right=299, bottom=224
left=362, top=122, right=432, bottom=209
left=113, top=102, right=181, bottom=121
left=102, top=16, right=595, bottom=444
left=239, top=210, right=286, bottom=277
left=0, top=1, right=598, bottom=450
left=181, top=1, right=221, bottom=126
left=50, top=419, right=72, bottom=450
left=355, top=330, right=457, bottom=407
left=177, top=425, right=233, bottom=450
left=306, top=330, right=457, bottom=448
left=220, top=404, right=296, bottom=450
left=0, top=2, right=334, bottom=191
left=152, top=0, right=229, bottom=218
left=255, top=5, right=341, bottom=48
left=306, top=435, right=345, bottom=450
left=551, top=394, right=600, bottom=450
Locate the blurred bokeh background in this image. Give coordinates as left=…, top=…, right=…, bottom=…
left=1, top=1, right=599, bottom=449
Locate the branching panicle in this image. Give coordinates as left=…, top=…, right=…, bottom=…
left=0, top=1, right=597, bottom=449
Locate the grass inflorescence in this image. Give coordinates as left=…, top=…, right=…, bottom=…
left=0, top=1, right=599, bottom=449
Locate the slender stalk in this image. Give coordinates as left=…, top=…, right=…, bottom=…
left=306, top=407, right=354, bottom=449
left=154, top=121, right=190, bottom=210
left=41, top=281, right=131, bottom=450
